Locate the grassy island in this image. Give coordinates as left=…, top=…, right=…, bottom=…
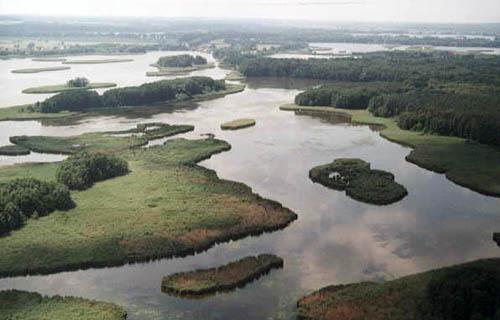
left=62, top=58, right=133, bottom=64
left=0, top=290, right=126, bottom=320
left=0, top=131, right=296, bottom=277
left=309, top=158, right=408, bottom=205
left=221, top=118, right=256, bottom=130
left=0, top=144, right=30, bottom=156
left=297, top=258, right=500, bottom=320
left=281, top=104, right=500, bottom=197
left=11, top=66, right=71, bottom=74
left=161, top=254, right=283, bottom=297
left=8, top=123, right=194, bottom=155
left=22, top=82, right=117, bottom=94
left=32, top=57, right=67, bottom=62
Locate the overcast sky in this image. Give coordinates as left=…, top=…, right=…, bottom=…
left=1, top=0, right=499, bottom=23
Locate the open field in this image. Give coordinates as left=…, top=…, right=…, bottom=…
left=162, top=254, right=283, bottom=297
left=221, top=118, right=256, bottom=130
left=297, top=258, right=500, bottom=320
left=11, top=66, right=70, bottom=73
left=0, top=290, right=126, bottom=320
left=22, top=82, right=117, bottom=94
left=0, top=137, right=297, bottom=277
left=281, top=104, right=500, bottom=197
left=62, top=58, right=133, bottom=64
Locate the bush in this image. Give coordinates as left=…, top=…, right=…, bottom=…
left=427, top=267, right=500, bottom=320
left=0, top=178, right=74, bottom=234
left=67, top=77, right=89, bottom=88
left=56, top=152, right=129, bottom=190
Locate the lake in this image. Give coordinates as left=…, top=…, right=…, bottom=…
left=0, top=53, right=499, bottom=320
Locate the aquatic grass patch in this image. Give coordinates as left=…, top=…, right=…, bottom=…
left=107, top=122, right=194, bottom=141
left=22, top=82, right=117, bottom=94
left=281, top=104, right=500, bottom=197
left=0, top=137, right=297, bottom=277
left=62, top=58, right=133, bottom=64
left=161, top=254, right=283, bottom=297
left=0, top=144, right=30, bottom=156
left=309, top=158, right=408, bottom=205
left=297, top=258, right=500, bottom=320
left=11, top=66, right=71, bottom=73
left=221, top=118, right=256, bottom=130
left=0, top=290, right=126, bottom=320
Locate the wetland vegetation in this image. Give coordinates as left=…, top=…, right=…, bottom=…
left=309, top=158, right=408, bottom=205
left=0, top=144, right=30, bottom=156
left=62, top=58, right=134, bottom=64
left=297, top=258, right=500, bottom=320
left=0, top=290, right=127, bottom=320
left=161, top=254, right=283, bottom=297
left=11, top=66, right=70, bottom=73
left=0, top=132, right=296, bottom=277
left=221, top=118, right=256, bottom=130
left=23, top=82, right=117, bottom=94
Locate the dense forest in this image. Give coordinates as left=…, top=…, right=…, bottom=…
left=38, top=77, right=226, bottom=112
left=221, top=51, right=500, bottom=146
left=156, top=54, right=207, bottom=68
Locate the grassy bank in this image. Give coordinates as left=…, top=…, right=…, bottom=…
left=162, top=254, right=283, bottom=297
left=221, top=118, right=256, bottom=130
left=0, top=290, right=126, bottom=320
left=62, top=58, right=133, bottom=64
left=281, top=104, right=500, bottom=197
left=22, top=82, right=117, bottom=94
left=0, top=84, right=245, bottom=122
left=297, top=258, right=500, bottom=320
left=0, top=137, right=297, bottom=277
left=11, top=66, right=71, bottom=74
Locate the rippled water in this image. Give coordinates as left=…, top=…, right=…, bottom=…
left=0, top=54, right=499, bottom=320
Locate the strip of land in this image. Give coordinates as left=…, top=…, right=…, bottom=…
left=0, top=290, right=126, bottom=320
left=297, top=258, right=500, bottom=320
left=161, top=254, right=283, bottom=297
left=22, top=82, right=117, bottom=94
left=11, top=66, right=71, bottom=74
left=0, top=134, right=297, bottom=277
left=0, top=84, right=245, bottom=122
left=32, top=57, right=67, bottom=62
left=62, top=58, right=133, bottom=64
left=281, top=104, right=500, bottom=197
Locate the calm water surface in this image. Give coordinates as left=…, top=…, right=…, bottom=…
left=0, top=56, right=499, bottom=320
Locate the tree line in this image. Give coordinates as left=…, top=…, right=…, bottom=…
left=38, top=77, right=226, bottom=113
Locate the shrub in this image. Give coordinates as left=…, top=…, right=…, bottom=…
left=67, top=77, right=90, bottom=88
left=0, top=178, right=74, bottom=234
left=56, top=152, right=129, bottom=190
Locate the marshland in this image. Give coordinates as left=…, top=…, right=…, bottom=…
left=0, top=15, right=499, bottom=320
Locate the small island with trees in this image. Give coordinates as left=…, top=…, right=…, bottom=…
left=309, top=158, right=408, bottom=205
left=147, top=54, right=214, bottom=76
